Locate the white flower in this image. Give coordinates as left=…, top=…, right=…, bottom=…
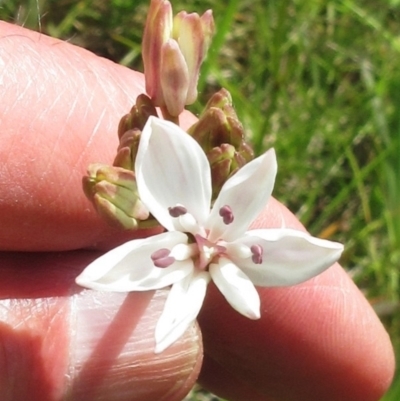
left=76, top=117, right=344, bottom=353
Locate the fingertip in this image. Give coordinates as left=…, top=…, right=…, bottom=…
left=198, top=198, right=394, bottom=401
left=199, top=265, right=395, bottom=401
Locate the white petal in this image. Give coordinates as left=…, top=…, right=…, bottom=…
left=135, top=117, right=212, bottom=231
left=210, top=257, right=260, bottom=319
left=207, top=148, right=277, bottom=242
left=230, top=228, right=344, bottom=287
left=75, top=231, right=193, bottom=292
left=155, top=270, right=210, bottom=353
left=126, top=259, right=193, bottom=291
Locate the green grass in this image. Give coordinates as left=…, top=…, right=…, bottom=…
left=2, top=0, right=400, bottom=399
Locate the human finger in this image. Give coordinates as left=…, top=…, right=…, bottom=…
left=0, top=22, right=196, bottom=251
left=198, top=198, right=395, bottom=401
left=0, top=251, right=202, bottom=401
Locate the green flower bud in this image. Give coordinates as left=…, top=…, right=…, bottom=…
left=188, top=88, right=248, bottom=151
left=188, top=88, right=255, bottom=199
left=83, top=163, right=149, bottom=230
left=203, top=88, right=234, bottom=114
left=208, top=144, right=249, bottom=199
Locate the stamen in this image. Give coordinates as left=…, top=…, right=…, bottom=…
left=151, top=248, right=176, bottom=268
left=178, top=213, right=198, bottom=233
left=169, top=205, right=200, bottom=234
left=225, top=243, right=252, bottom=259
left=250, top=244, right=263, bottom=264
left=219, top=205, right=234, bottom=225
left=168, top=205, right=187, bottom=217
left=154, top=257, right=175, bottom=268
left=151, top=248, right=170, bottom=260
left=170, top=243, right=197, bottom=260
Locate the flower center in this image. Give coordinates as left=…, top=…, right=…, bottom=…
left=194, top=234, right=226, bottom=270
left=151, top=204, right=233, bottom=269
left=151, top=204, right=262, bottom=269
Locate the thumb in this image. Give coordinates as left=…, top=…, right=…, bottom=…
left=0, top=252, right=202, bottom=401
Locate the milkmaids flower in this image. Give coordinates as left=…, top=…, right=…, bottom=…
left=76, top=117, right=344, bottom=353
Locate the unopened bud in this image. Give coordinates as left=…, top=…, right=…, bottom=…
left=188, top=88, right=252, bottom=151
left=160, top=39, right=190, bottom=117
left=187, top=88, right=255, bottom=198
left=208, top=144, right=247, bottom=199
left=142, top=0, right=215, bottom=117
left=113, top=129, right=142, bottom=171
left=172, top=10, right=214, bottom=105
left=204, top=88, right=234, bottom=113
left=117, top=94, right=157, bottom=140
left=114, top=94, right=158, bottom=171
left=83, top=164, right=149, bottom=230
left=188, top=107, right=239, bottom=151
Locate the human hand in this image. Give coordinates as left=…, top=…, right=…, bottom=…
left=0, top=21, right=394, bottom=401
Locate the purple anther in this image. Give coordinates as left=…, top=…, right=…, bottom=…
left=151, top=248, right=176, bottom=268
left=250, top=244, right=263, bottom=264
left=168, top=205, right=187, bottom=217
left=219, top=205, right=234, bottom=225
left=151, top=248, right=170, bottom=260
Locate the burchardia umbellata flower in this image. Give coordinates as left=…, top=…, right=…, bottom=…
left=76, top=117, right=344, bottom=353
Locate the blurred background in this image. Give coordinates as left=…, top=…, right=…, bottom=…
left=1, top=0, right=399, bottom=399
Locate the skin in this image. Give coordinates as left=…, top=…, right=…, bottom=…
left=0, top=21, right=395, bottom=401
